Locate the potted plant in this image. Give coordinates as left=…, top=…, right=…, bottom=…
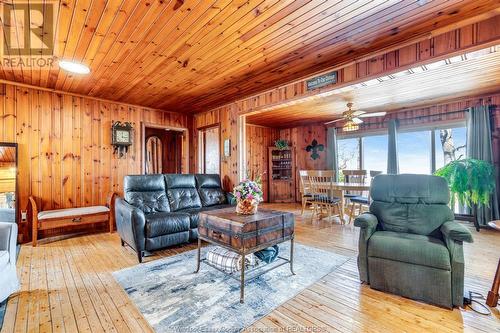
left=434, top=158, right=496, bottom=211
left=274, top=139, right=289, bottom=150
left=233, top=178, right=264, bottom=215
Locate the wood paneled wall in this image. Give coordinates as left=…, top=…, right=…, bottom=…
left=278, top=125, right=328, bottom=201
left=0, top=82, right=191, bottom=240
left=234, top=15, right=500, bottom=116
left=245, top=125, right=279, bottom=202
left=193, top=15, right=500, bottom=194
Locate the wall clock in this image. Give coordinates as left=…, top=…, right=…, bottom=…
left=112, top=121, right=133, bottom=158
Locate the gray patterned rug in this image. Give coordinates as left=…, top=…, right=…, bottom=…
left=113, top=242, right=350, bottom=333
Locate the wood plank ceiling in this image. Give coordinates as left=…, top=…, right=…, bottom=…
left=246, top=46, right=500, bottom=127
left=1, top=0, right=499, bottom=113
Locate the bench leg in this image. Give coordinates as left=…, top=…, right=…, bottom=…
left=32, top=218, right=38, bottom=247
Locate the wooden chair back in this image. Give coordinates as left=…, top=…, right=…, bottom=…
left=299, top=170, right=311, bottom=195
left=342, top=170, right=367, bottom=196
left=307, top=170, right=335, bottom=204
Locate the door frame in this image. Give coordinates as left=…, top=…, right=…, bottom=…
left=141, top=122, right=189, bottom=174
left=0, top=142, right=18, bottom=225
left=197, top=123, right=221, bottom=174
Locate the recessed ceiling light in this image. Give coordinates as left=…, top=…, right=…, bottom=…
left=58, top=60, right=90, bottom=74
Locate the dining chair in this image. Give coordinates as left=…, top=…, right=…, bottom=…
left=306, top=170, right=343, bottom=223
left=299, top=170, right=313, bottom=215
left=342, top=169, right=368, bottom=198
left=348, top=170, right=383, bottom=223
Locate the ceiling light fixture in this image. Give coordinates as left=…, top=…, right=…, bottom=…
left=58, top=60, right=90, bottom=74
left=343, top=120, right=359, bottom=132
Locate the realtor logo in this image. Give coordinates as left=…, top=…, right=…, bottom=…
left=1, top=1, right=55, bottom=67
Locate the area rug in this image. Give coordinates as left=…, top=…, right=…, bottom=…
left=113, top=242, right=350, bottom=333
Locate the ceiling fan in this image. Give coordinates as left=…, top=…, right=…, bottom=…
left=324, top=103, right=386, bottom=131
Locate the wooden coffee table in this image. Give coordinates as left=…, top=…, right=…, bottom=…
left=195, top=208, right=295, bottom=303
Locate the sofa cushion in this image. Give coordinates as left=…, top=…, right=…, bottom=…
left=38, top=206, right=109, bottom=220
left=181, top=205, right=233, bottom=228
left=124, top=175, right=170, bottom=213
left=0, top=250, right=9, bottom=267
left=195, top=174, right=227, bottom=207
left=165, top=174, right=202, bottom=211
left=145, top=212, right=190, bottom=237
left=368, top=231, right=451, bottom=270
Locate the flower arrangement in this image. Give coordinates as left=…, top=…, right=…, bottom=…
left=233, top=179, right=264, bottom=215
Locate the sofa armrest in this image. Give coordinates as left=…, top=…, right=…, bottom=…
left=354, top=213, right=379, bottom=241
left=440, top=221, right=473, bottom=243
left=115, top=198, right=146, bottom=253
left=226, top=192, right=236, bottom=205
left=0, top=222, right=17, bottom=265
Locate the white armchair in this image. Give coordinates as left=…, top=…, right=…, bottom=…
left=0, top=222, right=19, bottom=302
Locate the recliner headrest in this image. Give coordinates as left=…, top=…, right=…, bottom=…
left=371, top=174, right=450, bottom=204
left=124, top=175, right=165, bottom=192
left=165, top=174, right=196, bottom=188
left=195, top=174, right=222, bottom=188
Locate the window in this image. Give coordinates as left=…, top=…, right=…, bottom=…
left=362, top=135, right=388, bottom=173
left=398, top=130, right=432, bottom=174
left=337, top=123, right=466, bottom=176
left=434, top=127, right=467, bottom=171
left=337, top=138, right=360, bottom=171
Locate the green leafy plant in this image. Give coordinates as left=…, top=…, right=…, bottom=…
left=274, top=139, right=289, bottom=150
left=434, top=158, right=495, bottom=207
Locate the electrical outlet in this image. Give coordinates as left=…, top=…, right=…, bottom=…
left=21, top=210, right=27, bottom=221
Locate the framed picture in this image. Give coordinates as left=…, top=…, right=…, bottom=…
left=224, top=139, right=231, bottom=157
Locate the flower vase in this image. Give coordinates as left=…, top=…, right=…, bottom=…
left=236, top=199, right=259, bottom=215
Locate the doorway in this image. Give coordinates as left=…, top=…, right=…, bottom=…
left=198, top=125, right=220, bottom=174
left=143, top=126, right=184, bottom=174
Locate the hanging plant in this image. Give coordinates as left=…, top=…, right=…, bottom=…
left=434, top=158, right=495, bottom=208
left=274, top=139, right=289, bottom=150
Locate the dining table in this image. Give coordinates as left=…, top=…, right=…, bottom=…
left=314, top=181, right=371, bottom=223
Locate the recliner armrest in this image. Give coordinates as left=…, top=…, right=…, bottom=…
left=115, top=198, right=146, bottom=252
left=0, top=222, right=17, bottom=265
left=440, top=221, right=473, bottom=243
left=354, top=213, right=379, bottom=241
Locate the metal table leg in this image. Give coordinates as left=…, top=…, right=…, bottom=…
left=290, top=237, right=295, bottom=275
left=195, top=238, right=201, bottom=273
left=240, top=253, right=245, bottom=303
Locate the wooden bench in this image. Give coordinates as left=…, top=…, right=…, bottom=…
left=28, top=193, right=116, bottom=246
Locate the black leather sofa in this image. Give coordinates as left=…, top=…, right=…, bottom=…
left=115, top=174, right=234, bottom=262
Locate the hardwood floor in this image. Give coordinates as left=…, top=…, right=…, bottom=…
left=2, top=203, right=499, bottom=332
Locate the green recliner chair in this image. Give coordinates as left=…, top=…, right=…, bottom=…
left=354, top=174, right=473, bottom=308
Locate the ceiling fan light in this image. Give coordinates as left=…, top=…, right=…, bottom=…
left=343, top=120, right=359, bottom=132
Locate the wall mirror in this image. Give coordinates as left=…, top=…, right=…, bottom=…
left=0, top=143, right=17, bottom=223
left=145, top=136, right=163, bottom=174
